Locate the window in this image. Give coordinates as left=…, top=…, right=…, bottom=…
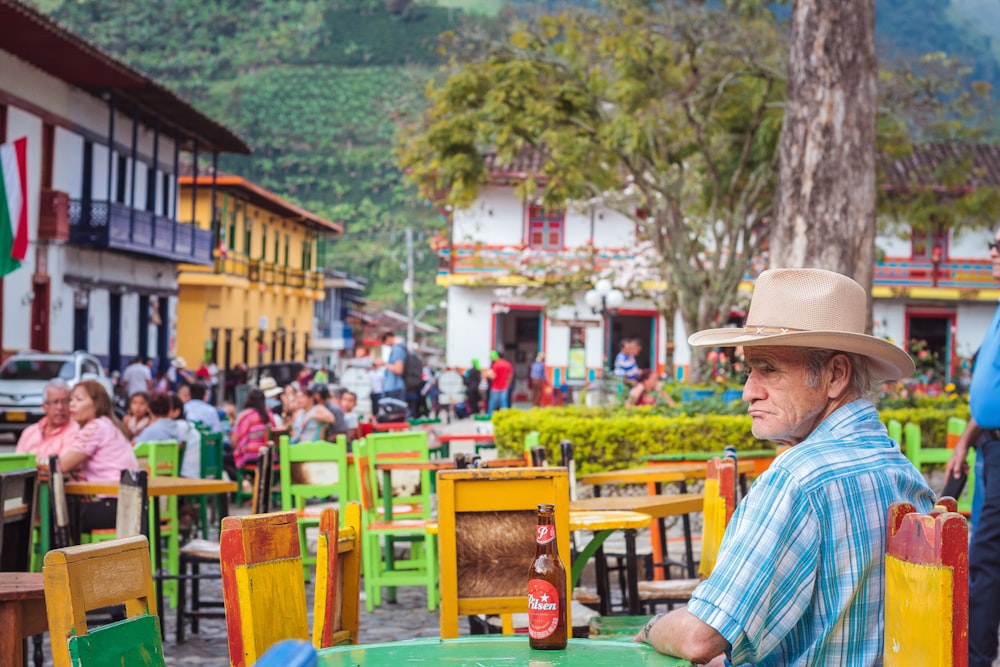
left=260, top=226, right=268, bottom=260
left=116, top=154, right=128, bottom=203
left=161, top=173, right=170, bottom=217
left=527, top=205, right=564, bottom=249
left=243, top=205, right=252, bottom=255
left=284, top=234, right=290, bottom=267
left=145, top=165, right=156, bottom=212
left=228, top=205, right=237, bottom=252
left=911, top=227, right=948, bottom=261
left=274, top=231, right=280, bottom=263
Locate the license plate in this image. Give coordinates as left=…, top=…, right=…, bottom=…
left=6, top=411, right=26, bottom=421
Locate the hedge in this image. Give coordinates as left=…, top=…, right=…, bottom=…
left=491, top=402, right=970, bottom=475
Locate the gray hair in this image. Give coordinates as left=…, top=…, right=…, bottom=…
left=44, top=378, right=71, bottom=397
left=800, top=348, right=876, bottom=401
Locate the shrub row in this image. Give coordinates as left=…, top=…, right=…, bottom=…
left=491, top=403, right=970, bottom=475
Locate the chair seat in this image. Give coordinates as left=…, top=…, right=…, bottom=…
left=179, top=539, right=221, bottom=561
left=366, top=518, right=432, bottom=532
left=572, top=586, right=602, bottom=606
left=636, top=577, right=701, bottom=600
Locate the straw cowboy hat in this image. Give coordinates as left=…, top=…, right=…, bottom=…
left=171, top=357, right=187, bottom=369
left=258, top=376, right=283, bottom=398
left=688, top=268, right=915, bottom=381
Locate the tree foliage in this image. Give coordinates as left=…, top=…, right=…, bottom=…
left=399, top=0, right=787, bottom=380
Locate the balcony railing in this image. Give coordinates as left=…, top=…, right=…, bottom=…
left=69, top=199, right=212, bottom=265
left=874, top=258, right=994, bottom=290
left=437, top=243, right=635, bottom=279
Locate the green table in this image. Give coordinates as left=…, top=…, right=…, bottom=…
left=314, top=636, right=692, bottom=666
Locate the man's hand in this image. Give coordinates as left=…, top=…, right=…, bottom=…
left=945, top=418, right=980, bottom=480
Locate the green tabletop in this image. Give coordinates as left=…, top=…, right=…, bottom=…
left=644, top=449, right=776, bottom=462
left=315, top=636, right=692, bottom=666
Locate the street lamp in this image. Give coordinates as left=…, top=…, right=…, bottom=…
left=584, top=279, right=625, bottom=373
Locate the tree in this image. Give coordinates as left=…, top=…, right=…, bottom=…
left=771, top=0, right=878, bottom=293
left=398, top=0, right=787, bottom=382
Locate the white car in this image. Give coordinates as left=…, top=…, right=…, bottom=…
left=0, top=351, right=115, bottom=436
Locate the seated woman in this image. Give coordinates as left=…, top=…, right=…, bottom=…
left=289, top=384, right=334, bottom=444
left=123, top=391, right=151, bottom=441
left=231, top=388, right=281, bottom=469
left=60, top=379, right=139, bottom=532
left=625, top=369, right=675, bottom=408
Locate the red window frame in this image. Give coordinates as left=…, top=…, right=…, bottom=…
left=527, top=205, right=565, bottom=250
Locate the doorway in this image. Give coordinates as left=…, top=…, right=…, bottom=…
left=493, top=308, right=542, bottom=405
left=607, top=312, right=657, bottom=372
left=906, top=310, right=955, bottom=383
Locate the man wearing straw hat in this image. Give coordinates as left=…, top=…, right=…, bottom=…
left=639, top=268, right=934, bottom=666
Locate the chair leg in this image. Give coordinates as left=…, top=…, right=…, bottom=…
left=32, top=634, right=43, bottom=667
left=191, top=560, right=201, bottom=635
left=176, top=557, right=187, bottom=645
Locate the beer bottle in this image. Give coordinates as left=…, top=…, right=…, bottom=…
left=527, top=503, right=567, bottom=650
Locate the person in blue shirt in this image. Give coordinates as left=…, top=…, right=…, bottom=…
left=374, top=330, right=407, bottom=403
left=613, top=338, right=640, bottom=385
left=639, top=269, right=933, bottom=667
left=946, top=227, right=1000, bottom=667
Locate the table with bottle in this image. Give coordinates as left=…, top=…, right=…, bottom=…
left=310, top=636, right=693, bottom=665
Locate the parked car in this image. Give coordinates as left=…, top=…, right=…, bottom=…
left=0, top=350, right=115, bottom=437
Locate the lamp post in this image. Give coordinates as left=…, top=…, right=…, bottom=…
left=584, top=279, right=625, bottom=373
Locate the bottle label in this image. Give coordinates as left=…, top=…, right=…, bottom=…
left=527, top=578, right=560, bottom=639
left=536, top=524, right=555, bottom=544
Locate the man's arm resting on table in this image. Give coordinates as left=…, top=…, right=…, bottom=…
left=635, top=608, right=729, bottom=665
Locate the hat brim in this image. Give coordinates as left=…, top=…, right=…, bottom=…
left=263, top=388, right=283, bottom=398
left=688, top=328, right=914, bottom=381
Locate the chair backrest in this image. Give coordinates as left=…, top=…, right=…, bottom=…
left=48, top=456, right=73, bottom=549
left=698, top=457, right=737, bottom=578
left=200, top=430, right=225, bottom=479
left=886, top=419, right=902, bottom=445
left=946, top=417, right=967, bottom=449
left=0, top=452, right=36, bottom=472
left=251, top=446, right=274, bottom=515
left=43, top=535, right=163, bottom=667
left=133, top=440, right=180, bottom=478
left=435, top=466, right=572, bottom=639
left=312, top=503, right=361, bottom=648
left=0, top=467, right=38, bottom=571
left=365, top=430, right=431, bottom=514
left=278, top=435, right=348, bottom=513
left=116, top=469, right=149, bottom=539
left=903, top=421, right=922, bottom=467
left=524, top=430, right=540, bottom=465
left=221, top=511, right=309, bottom=667
left=884, top=499, right=968, bottom=667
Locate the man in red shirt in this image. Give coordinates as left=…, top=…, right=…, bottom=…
left=486, top=350, right=514, bottom=416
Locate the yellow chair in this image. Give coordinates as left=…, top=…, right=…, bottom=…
left=436, top=466, right=572, bottom=638
left=43, top=535, right=163, bottom=667
left=884, top=498, right=968, bottom=667
left=636, top=457, right=737, bottom=609
left=221, top=511, right=309, bottom=667
left=312, top=503, right=361, bottom=648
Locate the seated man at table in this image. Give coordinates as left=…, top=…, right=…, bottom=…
left=638, top=269, right=934, bottom=666
left=17, top=378, right=79, bottom=460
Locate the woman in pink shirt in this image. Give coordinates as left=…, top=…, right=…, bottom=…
left=60, top=379, right=138, bottom=532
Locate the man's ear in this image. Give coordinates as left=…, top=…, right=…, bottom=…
left=826, top=353, right=852, bottom=399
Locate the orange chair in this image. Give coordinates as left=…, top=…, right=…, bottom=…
left=312, top=503, right=362, bottom=648
left=884, top=497, right=968, bottom=667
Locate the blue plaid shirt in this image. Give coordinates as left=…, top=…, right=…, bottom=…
left=687, top=399, right=934, bottom=666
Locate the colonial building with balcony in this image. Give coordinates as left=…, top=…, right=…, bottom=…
left=439, top=147, right=1000, bottom=391
left=0, top=0, right=249, bottom=372
left=177, top=175, right=342, bottom=372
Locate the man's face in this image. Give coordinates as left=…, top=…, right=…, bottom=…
left=990, top=228, right=1000, bottom=283
left=741, top=347, right=833, bottom=446
left=42, top=386, right=71, bottom=427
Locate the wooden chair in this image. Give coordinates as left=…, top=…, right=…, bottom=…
left=436, top=466, right=572, bottom=638
left=175, top=446, right=274, bottom=643
left=43, top=535, right=163, bottom=667
left=0, top=468, right=38, bottom=572
left=312, top=503, right=361, bottom=648
left=132, top=440, right=181, bottom=606
left=884, top=497, right=968, bottom=667
left=635, top=457, right=737, bottom=609
left=195, top=428, right=227, bottom=539
left=221, top=510, right=309, bottom=667
left=278, top=434, right=349, bottom=579
left=354, top=438, right=438, bottom=612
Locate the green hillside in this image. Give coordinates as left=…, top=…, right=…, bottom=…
left=26, top=0, right=1000, bottom=314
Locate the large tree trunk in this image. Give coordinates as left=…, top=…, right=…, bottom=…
left=772, top=0, right=877, bottom=314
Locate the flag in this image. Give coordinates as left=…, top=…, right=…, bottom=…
left=0, top=137, right=28, bottom=278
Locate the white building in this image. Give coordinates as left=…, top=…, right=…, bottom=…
left=438, top=148, right=1000, bottom=392
left=0, top=0, right=248, bottom=372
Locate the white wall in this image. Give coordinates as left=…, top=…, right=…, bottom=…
left=445, top=286, right=496, bottom=368
left=956, top=300, right=998, bottom=358
left=452, top=189, right=524, bottom=246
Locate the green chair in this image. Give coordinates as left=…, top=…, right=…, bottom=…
left=946, top=416, right=975, bottom=514
left=132, top=440, right=182, bottom=607
left=353, top=437, right=438, bottom=612
left=279, top=434, right=349, bottom=579
left=904, top=421, right=975, bottom=509
left=0, top=452, right=37, bottom=472
left=0, top=453, right=42, bottom=569
left=886, top=419, right=902, bottom=445
left=196, top=429, right=227, bottom=539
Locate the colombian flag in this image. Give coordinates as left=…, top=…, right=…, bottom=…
left=0, top=137, right=28, bottom=278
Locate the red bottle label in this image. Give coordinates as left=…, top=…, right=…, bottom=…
left=536, top=525, right=555, bottom=544
left=527, top=578, right=560, bottom=639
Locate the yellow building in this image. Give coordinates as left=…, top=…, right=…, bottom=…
left=177, top=175, right=342, bottom=371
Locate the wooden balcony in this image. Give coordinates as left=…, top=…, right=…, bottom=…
left=874, top=258, right=994, bottom=291
left=69, top=199, right=212, bottom=265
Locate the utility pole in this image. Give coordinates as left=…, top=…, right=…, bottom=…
left=406, top=226, right=415, bottom=348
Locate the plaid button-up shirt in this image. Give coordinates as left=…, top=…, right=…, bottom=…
left=687, top=399, right=934, bottom=666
